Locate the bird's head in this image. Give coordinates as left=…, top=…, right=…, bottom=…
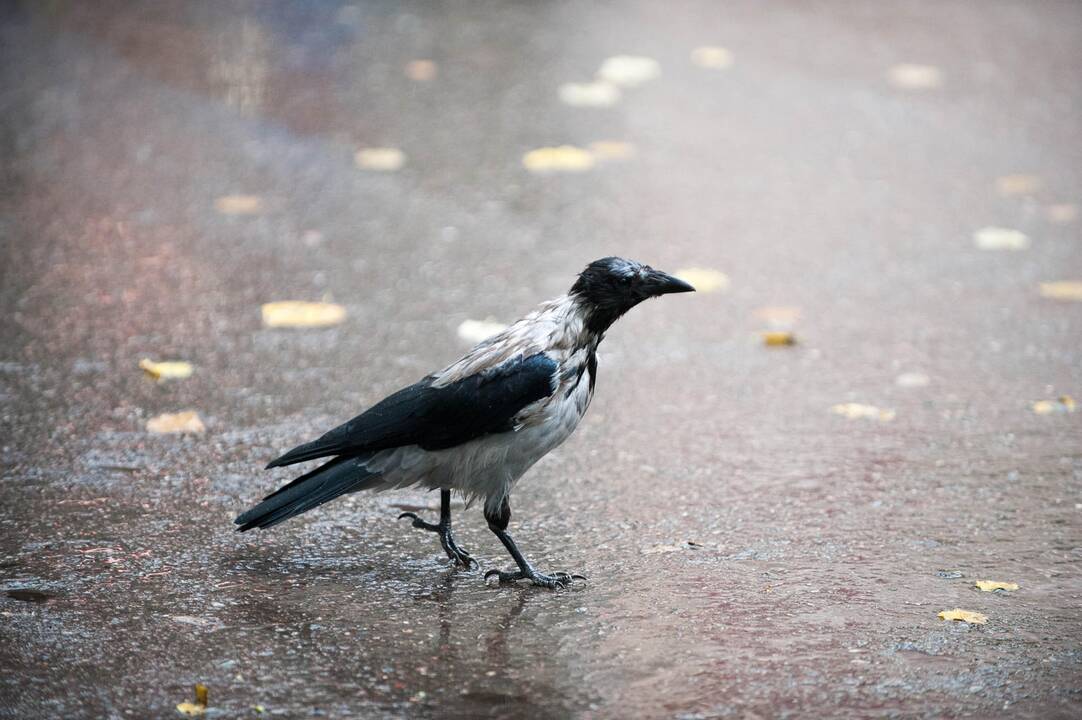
left=570, top=257, right=695, bottom=334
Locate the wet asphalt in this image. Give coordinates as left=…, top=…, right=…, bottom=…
left=1, top=1, right=1081, bottom=718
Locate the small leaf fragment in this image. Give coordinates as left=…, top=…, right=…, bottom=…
left=690, top=46, right=733, bottom=69
left=558, top=82, right=621, bottom=107
left=139, top=359, right=194, bottom=381
left=215, top=195, right=263, bottom=215
left=1032, top=395, right=1076, bottom=415
left=887, top=64, right=943, bottom=89
left=938, top=608, right=987, bottom=624
left=404, top=60, right=437, bottom=82
left=1046, top=204, right=1078, bottom=225
left=672, top=267, right=729, bottom=293
left=831, top=403, right=896, bottom=422
left=176, top=683, right=208, bottom=716
left=457, top=319, right=507, bottom=344
left=975, top=580, right=1019, bottom=592
left=995, top=174, right=1042, bottom=196
left=261, top=301, right=347, bottom=328
left=596, top=55, right=661, bottom=88
left=355, top=147, right=406, bottom=172
left=762, top=331, right=796, bottom=347
left=522, top=145, right=595, bottom=173
left=973, top=227, right=1029, bottom=251
left=588, top=141, right=636, bottom=161
left=1039, top=281, right=1082, bottom=301
left=147, top=411, right=206, bottom=434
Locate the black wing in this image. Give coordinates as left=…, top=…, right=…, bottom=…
left=266, top=352, right=558, bottom=468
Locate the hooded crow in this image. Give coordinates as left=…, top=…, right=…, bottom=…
left=235, top=257, right=694, bottom=588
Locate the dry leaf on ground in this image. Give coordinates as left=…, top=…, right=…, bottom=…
left=672, top=267, right=729, bottom=293
left=973, top=227, right=1030, bottom=251
left=1032, top=395, right=1076, bottom=415
left=596, top=55, right=660, bottom=88
left=147, top=411, right=205, bottom=434
left=1046, top=204, right=1078, bottom=225
left=762, top=331, right=796, bottom=347
left=887, top=64, right=943, bottom=89
left=261, top=301, right=346, bottom=328
left=355, top=147, right=406, bottom=171
left=588, top=141, right=636, bottom=161
left=558, top=82, right=620, bottom=107
left=404, top=60, right=437, bottom=81
left=938, top=608, right=988, bottom=624
left=522, top=146, right=595, bottom=173
left=976, top=580, right=1019, bottom=592
left=690, top=46, right=733, bottom=69
left=176, top=683, right=208, bottom=716
left=995, top=174, right=1042, bottom=196
left=214, top=195, right=263, bottom=215
left=1039, top=282, right=1082, bottom=301
left=831, top=403, right=896, bottom=422
left=139, top=359, right=193, bottom=381
left=457, top=319, right=507, bottom=344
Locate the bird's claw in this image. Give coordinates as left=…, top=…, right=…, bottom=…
left=397, top=512, right=475, bottom=569
left=484, top=568, right=586, bottom=589
left=397, top=511, right=438, bottom=532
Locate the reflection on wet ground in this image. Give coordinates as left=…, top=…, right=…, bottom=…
left=2, top=0, right=1081, bottom=717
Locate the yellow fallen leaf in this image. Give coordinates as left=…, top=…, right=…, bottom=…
left=596, top=55, right=661, bottom=88
left=588, top=140, right=636, bottom=161
left=457, top=318, right=507, bottom=344
left=690, top=46, right=733, bottom=70
left=995, top=174, right=1042, bottom=196
left=261, top=301, right=347, bottom=328
left=887, top=64, right=943, bottom=90
left=830, top=403, right=896, bottom=422
left=558, top=82, right=620, bottom=107
left=762, top=331, right=796, bottom=347
left=1047, top=204, right=1078, bottom=225
left=214, top=195, right=263, bottom=215
left=176, top=683, right=208, bottom=716
left=139, top=359, right=194, bottom=381
left=522, top=146, right=595, bottom=173
left=1032, top=395, right=1076, bottom=415
left=147, top=411, right=205, bottom=434
left=355, top=147, right=405, bottom=171
left=938, top=608, right=987, bottom=624
left=1040, top=282, right=1082, bottom=301
left=404, top=59, right=437, bottom=82
left=973, top=227, right=1029, bottom=251
left=672, top=267, right=729, bottom=293
left=975, top=580, right=1019, bottom=592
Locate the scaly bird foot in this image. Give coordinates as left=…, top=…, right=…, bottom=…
left=484, top=567, right=586, bottom=589
left=397, top=512, right=478, bottom=569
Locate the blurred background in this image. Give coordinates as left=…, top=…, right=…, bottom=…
left=1, top=1, right=1080, bottom=718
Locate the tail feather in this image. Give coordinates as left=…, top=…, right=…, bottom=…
left=235, top=456, right=380, bottom=532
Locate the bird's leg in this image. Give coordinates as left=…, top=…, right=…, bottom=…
left=398, top=489, right=477, bottom=568
left=483, top=497, right=585, bottom=589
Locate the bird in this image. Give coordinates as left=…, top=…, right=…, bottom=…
left=235, top=257, right=694, bottom=588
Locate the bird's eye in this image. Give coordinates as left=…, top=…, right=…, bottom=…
left=618, top=276, right=633, bottom=286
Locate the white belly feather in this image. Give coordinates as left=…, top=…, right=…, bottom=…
left=358, top=357, right=594, bottom=515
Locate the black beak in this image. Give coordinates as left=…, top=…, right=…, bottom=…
left=645, top=269, right=696, bottom=296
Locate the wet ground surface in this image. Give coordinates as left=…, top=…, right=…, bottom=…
left=2, top=1, right=1081, bottom=717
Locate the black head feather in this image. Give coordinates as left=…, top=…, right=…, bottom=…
left=569, top=257, right=694, bottom=335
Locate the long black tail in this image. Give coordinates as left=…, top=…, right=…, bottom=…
left=234, top=455, right=379, bottom=532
